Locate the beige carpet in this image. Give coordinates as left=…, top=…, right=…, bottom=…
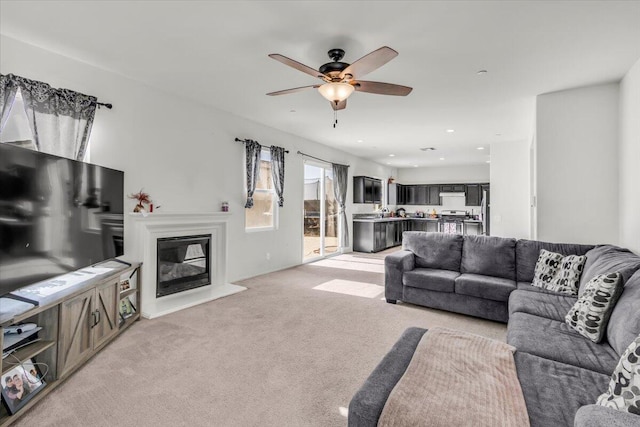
left=14, top=252, right=506, bottom=427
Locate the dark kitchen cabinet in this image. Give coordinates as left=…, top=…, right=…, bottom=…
left=415, top=185, right=427, bottom=205
left=441, top=184, right=466, bottom=192
left=353, top=176, right=383, bottom=204
left=354, top=220, right=406, bottom=253
left=427, top=185, right=441, bottom=205
left=465, top=184, right=481, bottom=206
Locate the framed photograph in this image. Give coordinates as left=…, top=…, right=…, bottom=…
left=119, top=297, right=135, bottom=319
left=1, top=359, right=46, bottom=415
left=120, top=279, right=131, bottom=292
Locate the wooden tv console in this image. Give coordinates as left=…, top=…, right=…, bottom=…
left=0, top=261, right=141, bottom=426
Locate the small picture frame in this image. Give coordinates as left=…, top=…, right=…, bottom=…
left=1, top=359, right=46, bottom=415
left=119, top=297, right=135, bottom=319
left=120, top=279, right=131, bottom=292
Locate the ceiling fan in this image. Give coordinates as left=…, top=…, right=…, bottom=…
left=267, top=46, right=412, bottom=125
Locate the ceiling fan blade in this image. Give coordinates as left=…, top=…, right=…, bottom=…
left=353, top=80, right=413, bottom=96
left=267, top=85, right=320, bottom=96
left=268, top=54, right=328, bottom=81
left=340, top=46, right=398, bottom=79
left=330, top=100, right=347, bottom=111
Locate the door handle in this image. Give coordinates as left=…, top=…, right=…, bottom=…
left=91, top=311, right=96, bottom=328
left=95, top=310, right=101, bottom=326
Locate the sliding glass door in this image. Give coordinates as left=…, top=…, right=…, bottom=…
left=303, top=162, right=339, bottom=262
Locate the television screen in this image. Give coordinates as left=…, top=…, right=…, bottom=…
left=0, top=143, right=124, bottom=297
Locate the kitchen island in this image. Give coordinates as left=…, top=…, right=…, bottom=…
left=353, top=216, right=484, bottom=253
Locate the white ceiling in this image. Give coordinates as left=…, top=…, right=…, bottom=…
left=2, top=1, right=639, bottom=168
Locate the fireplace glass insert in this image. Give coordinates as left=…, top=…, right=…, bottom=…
left=157, top=234, right=211, bottom=297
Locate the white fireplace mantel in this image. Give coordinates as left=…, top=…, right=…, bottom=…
left=128, top=212, right=245, bottom=318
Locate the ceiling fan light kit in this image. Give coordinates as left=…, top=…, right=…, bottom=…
left=267, top=46, right=412, bottom=127
left=318, top=82, right=355, bottom=103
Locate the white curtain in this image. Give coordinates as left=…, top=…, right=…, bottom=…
left=332, top=163, right=349, bottom=248
left=9, top=74, right=97, bottom=160
left=0, top=74, right=19, bottom=132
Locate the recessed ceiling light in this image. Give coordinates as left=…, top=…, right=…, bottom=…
left=420, top=147, right=436, bottom=151
left=477, top=70, right=488, bottom=75
left=439, top=157, right=445, bottom=161
left=386, top=162, right=391, bottom=165
left=486, top=160, right=491, bottom=163
left=357, top=139, right=363, bottom=143
left=389, top=154, right=395, bottom=157
left=446, top=129, right=455, bottom=133
left=477, top=147, right=485, bottom=150
left=413, top=165, right=418, bottom=168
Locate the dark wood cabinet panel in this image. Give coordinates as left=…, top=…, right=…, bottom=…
left=353, top=176, right=383, bottom=204
left=465, top=184, right=481, bottom=206
left=427, top=185, right=441, bottom=205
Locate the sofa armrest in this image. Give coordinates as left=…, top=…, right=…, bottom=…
left=574, top=404, right=640, bottom=427
left=385, top=250, right=415, bottom=302
left=348, top=327, right=427, bottom=427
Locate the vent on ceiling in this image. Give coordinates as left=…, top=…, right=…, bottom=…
left=420, top=147, right=436, bottom=151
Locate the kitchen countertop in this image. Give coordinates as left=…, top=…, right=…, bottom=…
left=353, top=217, right=442, bottom=223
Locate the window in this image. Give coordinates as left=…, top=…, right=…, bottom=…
left=245, top=149, right=277, bottom=231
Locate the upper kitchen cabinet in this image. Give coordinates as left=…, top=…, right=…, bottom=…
left=441, top=184, right=466, bottom=192
left=354, top=176, right=383, bottom=204
left=465, top=184, right=481, bottom=206
left=427, top=185, right=441, bottom=205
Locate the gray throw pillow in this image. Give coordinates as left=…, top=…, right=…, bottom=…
left=565, top=272, right=623, bottom=343
left=596, top=334, right=640, bottom=415
left=532, top=249, right=586, bottom=295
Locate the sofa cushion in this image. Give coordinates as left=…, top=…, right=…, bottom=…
left=574, top=404, right=640, bottom=427
left=460, top=235, right=517, bottom=280
left=579, top=245, right=640, bottom=295
left=565, top=273, right=624, bottom=343
left=507, top=312, right=619, bottom=375
left=514, top=352, right=610, bottom=427
left=516, top=239, right=594, bottom=283
left=402, top=268, right=459, bottom=293
left=608, top=270, right=640, bottom=356
left=508, top=289, right=577, bottom=322
left=596, top=334, right=640, bottom=415
left=402, top=232, right=463, bottom=272
left=454, top=273, right=516, bottom=302
left=517, top=281, right=554, bottom=294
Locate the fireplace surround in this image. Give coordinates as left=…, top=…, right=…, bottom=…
left=128, top=212, right=245, bottom=318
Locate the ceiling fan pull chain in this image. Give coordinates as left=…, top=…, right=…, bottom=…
left=333, top=109, right=337, bottom=128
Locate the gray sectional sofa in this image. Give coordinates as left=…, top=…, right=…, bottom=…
left=349, top=232, right=640, bottom=427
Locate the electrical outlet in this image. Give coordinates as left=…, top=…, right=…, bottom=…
left=266, top=252, right=271, bottom=260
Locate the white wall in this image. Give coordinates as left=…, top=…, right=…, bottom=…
left=619, top=58, right=640, bottom=254
left=398, top=164, right=490, bottom=184
left=0, top=35, right=395, bottom=281
left=536, top=83, right=619, bottom=245
left=490, top=140, right=530, bottom=239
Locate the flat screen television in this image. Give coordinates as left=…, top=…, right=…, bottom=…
left=0, top=143, right=125, bottom=298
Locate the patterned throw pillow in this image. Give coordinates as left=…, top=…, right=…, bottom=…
left=597, top=334, right=640, bottom=415
left=532, top=250, right=586, bottom=295
left=565, top=272, right=623, bottom=343
left=532, top=249, right=563, bottom=288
